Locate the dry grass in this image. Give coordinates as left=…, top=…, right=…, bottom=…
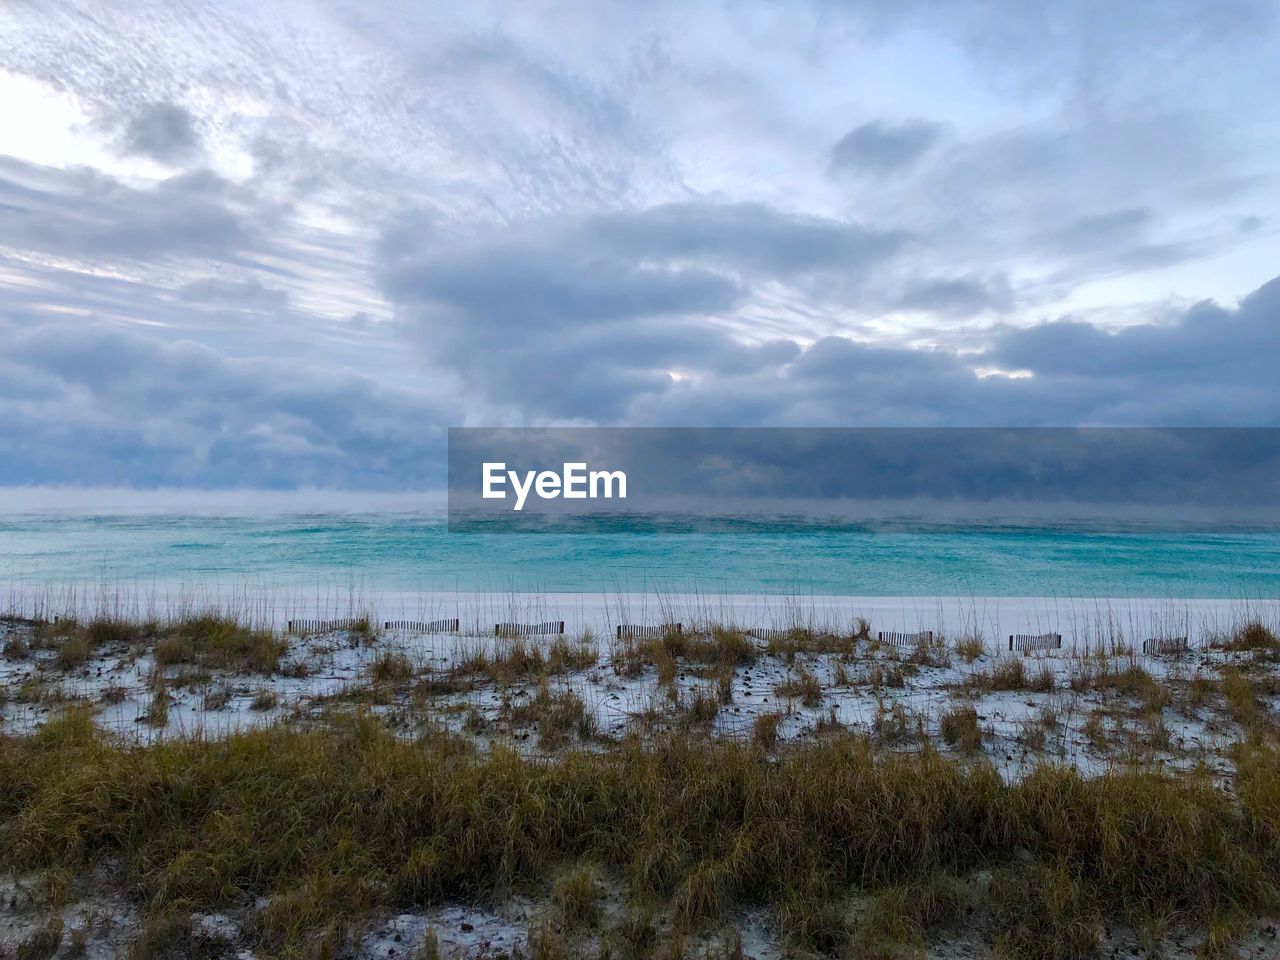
left=145, top=681, right=169, bottom=728
left=986, top=657, right=1027, bottom=690
left=1029, top=663, right=1057, bottom=693
left=13, top=915, right=64, bottom=959
left=153, top=614, right=286, bottom=674
left=551, top=862, right=602, bottom=929
left=2, top=633, right=29, bottom=660
left=774, top=668, right=823, bottom=708
left=686, top=688, right=721, bottom=726
left=548, top=636, right=599, bottom=674
left=1216, top=622, right=1280, bottom=654
left=867, top=663, right=907, bottom=689
left=752, top=712, right=781, bottom=750
left=249, top=688, right=279, bottom=712
left=1096, top=664, right=1170, bottom=717
left=765, top=626, right=860, bottom=660
left=1221, top=667, right=1262, bottom=730
left=505, top=681, right=596, bottom=747
left=953, top=634, right=985, bottom=663
left=7, top=607, right=1280, bottom=957
left=872, top=700, right=924, bottom=747
left=939, top=705, right=983, bottom=753
left=369, top=650, right=415, bottom=684
left=202, top=685, right=233, bottom=711
left=55, top=633, right=93, bottom=671
left=1, top=711, right=1278, bottom=958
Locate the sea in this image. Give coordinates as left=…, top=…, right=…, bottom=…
left=2, top=511, right=1278, bottom=600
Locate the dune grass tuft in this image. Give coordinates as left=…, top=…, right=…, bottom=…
left=939, top=705, right=983, bottom=753
left=157, top=614, right=287, bottom=674
left=774, top=668, right=823, bottom=708
left=1218, top=621, right=1279, bottom=654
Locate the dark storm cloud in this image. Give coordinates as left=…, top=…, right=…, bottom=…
left=829, top=120, right=943, bottom=174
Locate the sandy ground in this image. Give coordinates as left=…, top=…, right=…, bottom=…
left=1, top=601, right=1270, bottom=781
left=3, top=865, right=1277, bottom=959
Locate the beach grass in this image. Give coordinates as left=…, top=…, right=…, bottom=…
left=1, top=710, right=1278, bottom=958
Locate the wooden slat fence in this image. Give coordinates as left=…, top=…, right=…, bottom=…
left=286, top=618, right=368, bottom=635
left=495, top=620, right=565, bottom=638
left=1009, top=632, right=1062, bottom=652
left=1143, top=635, right=1190, bottom=655
left=616, top=623, right=682, bottom=640
left=877, top=630, right=934, bottom=647
left=384, top=618, right=460, bottom=633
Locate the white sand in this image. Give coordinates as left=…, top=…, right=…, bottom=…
left=6, top=581, right=1277, bottom=650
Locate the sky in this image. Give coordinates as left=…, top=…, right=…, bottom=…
left=0, top=0, right=1278, bottom=491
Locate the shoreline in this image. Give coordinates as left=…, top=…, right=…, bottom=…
left=5, top=583, right=1279, bottom=650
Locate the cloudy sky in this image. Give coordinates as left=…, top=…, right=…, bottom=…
left=1, top=0, right=1278, bottom=490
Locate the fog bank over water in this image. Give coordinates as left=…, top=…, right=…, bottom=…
left=0, top=487, right=445, bottom=516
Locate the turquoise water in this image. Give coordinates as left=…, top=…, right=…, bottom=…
left=1, top=513, right=1278, bottom=598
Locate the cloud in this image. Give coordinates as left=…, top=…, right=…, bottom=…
left=896, top=275, right=1012, bottom=315
left=829, top=119, right=942, bottom=173
left=0, top=320, right=457, bottom=489
left=580, top=203, right=907, bottom=278
left=993, top=275, right=1280, bottom=386
left=176, top=277, right=290, bottom=311
left=0, top=157, right=264, bottom=263
left=122, top=102, right=200, bottom=163
left=614, top=273, right=1280, bottom=428
left=379, top=182, right=1280, bottom=429
left=2, top=267, right=1266, bottom=494
left=382, top=202, right=905, bottom=418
